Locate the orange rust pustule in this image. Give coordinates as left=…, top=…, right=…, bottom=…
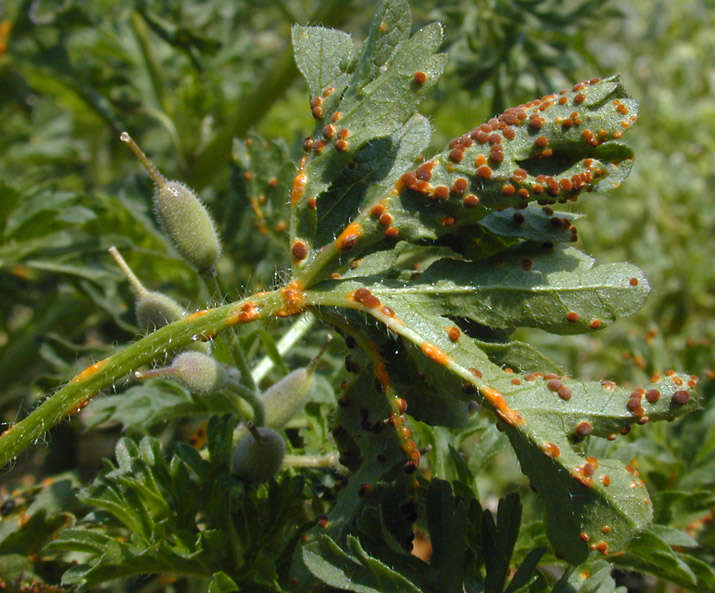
left=368, top=343, right=392, bottom=390
left=446, top=326, right=460, bottom=342
left=416, top=160, right=438, bottom=181
left=185, top=309, right=209, bottom=321
left=290, top=172, right=307, bottom=205
left=277, top=282, right=305, bottom=317
left=421, top=343, right=450, bottom=366
left=72, top=359, right=108, bottom=383
left=336, top=222, right=362, bottom=251
left=352, top=288, right=381, bottom=309
left=227, top=301, right=260, bottom=325
left=480, top=385, right=525, bottom=426
left=542, top=442, right=560, bottom=458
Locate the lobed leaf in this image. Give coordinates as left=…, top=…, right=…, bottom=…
left=290, top=1, right=446, bottom=257
left=312, top=244, right=650, bottom=335
left=305, top=267, right=699, bottom=561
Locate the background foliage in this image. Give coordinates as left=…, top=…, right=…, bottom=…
left=0, top=0, right=712, bottom=592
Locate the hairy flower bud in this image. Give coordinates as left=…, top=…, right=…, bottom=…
left=135, top=351, right=226, bottom=394
left=262, top=368, right=315, bottom=429
left=120, top=132, right=221, bottom=273
left=261, top=335, right=332, bottom=428
left=108, top=246, right=209, bottom=352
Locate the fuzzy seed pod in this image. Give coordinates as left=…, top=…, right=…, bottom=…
left=120, top=132, right=221, bottom=273
left=108, top=247, right=209, bottom=352
left=171, top=352, right=226, bottom=393
left=136, top=291, right=186, bottom=331
left=231, top=425, right=286, bottom=482
left=261, top=368, right=315, bottom=429
left=135, top=351, right=226, bottom=394
left=260, top=336, right=332, bottom=428
left=109, top=246, right=185, bottom=329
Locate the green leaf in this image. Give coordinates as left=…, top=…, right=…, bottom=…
left=306, top=260, right=697, bottom=562
left=292, top=25, right=354, bottom=97
left=208, top=571, right=239, bottom=593
left=612, top=526, right=715, bottom=591
left=303, top=534, right=422, bottom=593
left=553, top=559, right=626, bottom=593
left=503, top=546, right=546, bottom=593
left=291, top=1, right=446, bottom=251
left=83, top=379, right=245, bottom=432
left=484, top=493, right=521, bottom=593
left=426, top=479, right=469, bottom=593
left=314, top=244, right=650, bottom=334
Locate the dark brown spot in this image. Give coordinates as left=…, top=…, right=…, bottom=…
left=449, top=148, right=464, bottom=163
left=576, top=421, right=593, bottom=437
left=291, top=240, right=308, bottom=261
left=672, top=390, right=690, bottom=405
left=353, top=288, right=380, bottom=308
left=645, top=389, right=660, bottom=403
left=413, top=71, right=427, bottom=85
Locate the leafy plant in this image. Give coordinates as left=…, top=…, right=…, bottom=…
left=1, top=1, right=712, bottom=592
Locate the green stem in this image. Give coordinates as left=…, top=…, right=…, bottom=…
left=187, top=2, right=355, bottom=190
left=282, top=453, right=342, bottom=469
left=0, top=291, right=285, bottom=469
left=130, top=10, right=167, bottom=111
left=201, top=272, right=260, bottom=397
left=227, top=378, right=265, bottom=427
left=251, top=311, right=315, bottom=383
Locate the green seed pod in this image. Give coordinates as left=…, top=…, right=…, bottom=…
left=108, top=247, right=210, bottom=352
left=109, top=245, right=187, bottom=329
left=261, top=335, right=332, bottom=428
left=231, top=424, right=285, bottom=482
left=135, top=292, right=186, bottom=331
left=120, top=132, right=221, bottom=273
left=136, top=351, right=226, bottom=394
left=262, top=368, right=315, bottom=429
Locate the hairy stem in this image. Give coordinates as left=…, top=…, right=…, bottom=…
left=0, top=290, right=285, bottom=469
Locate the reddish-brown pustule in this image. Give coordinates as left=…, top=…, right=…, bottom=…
left=447, top=326, right=460, bottom=342
left=353, top=288, right=381, bottom=308
left=291, top=240, right=308, bottom=261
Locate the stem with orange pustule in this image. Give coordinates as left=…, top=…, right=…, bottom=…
left=0, top=290, right=285, bottom=469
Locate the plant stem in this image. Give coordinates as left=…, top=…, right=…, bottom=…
left=201, top=272, right=261, bottom=398
left=282, top=453, right=342, bottom=469
left=0, top=290, right=285, bottom=469
left=130, top=10, right=167, bottom=111
left=251, top=311, right=315, bottom=383
left=227, top=379, right=265, bottom=427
